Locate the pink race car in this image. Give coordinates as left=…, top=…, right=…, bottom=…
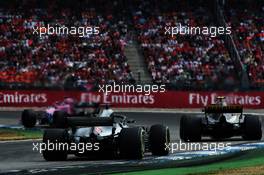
left=21, top=98, right=100, bottom=128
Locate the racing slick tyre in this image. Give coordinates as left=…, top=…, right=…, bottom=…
left=180, top=115, right=202, bottom=142
left=21, top=109, right=37, bottom=128
left=243, top=115, right=262, bottom=140
left=149, top=124, right=170, bottom=156
left=53, top=111, right=68, bottom=128
left=119, top=127, right=145, bottom=159
left=42, top=129, right=69, bottom=161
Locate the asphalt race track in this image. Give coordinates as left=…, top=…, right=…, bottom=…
left=0, top=111, right=263, bottom=175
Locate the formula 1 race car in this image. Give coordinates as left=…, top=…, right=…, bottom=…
left=42, top=112, right=170, bottom=160
left=180, top=96, right=262, bottom=141
left=21, top=98, right=102, bottom=128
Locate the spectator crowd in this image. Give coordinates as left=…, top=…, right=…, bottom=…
left=0, top=0, right=262, bottom=90
left=225, top=1, right=264, bottom=89
left=133, top=0, right=237, bottom=89
left=0, top=0, right=133, bottom=90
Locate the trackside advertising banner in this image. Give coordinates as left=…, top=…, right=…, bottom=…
left=0, top=90, right=263, bottom=109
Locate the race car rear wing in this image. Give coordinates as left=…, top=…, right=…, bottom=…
left=204, top=105, right=243, bottom=113
left=67, top=117, right=114, bottom=127
left=65, top=114, right=125, bottom=127
left=74, top=102, right=99, bottom=108
left=74, top=102, right=112, bottom=108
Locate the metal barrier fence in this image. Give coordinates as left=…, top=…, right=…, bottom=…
left=214, top=0, right=250, bottom=90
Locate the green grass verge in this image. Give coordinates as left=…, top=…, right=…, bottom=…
left=112, top=149, right=264, bottom=175
left=0, top=128, right=43, bottom=140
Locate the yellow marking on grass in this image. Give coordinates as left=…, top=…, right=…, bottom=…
left=196, top=165, right=264, bottom=175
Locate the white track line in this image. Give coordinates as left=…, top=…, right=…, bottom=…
left=115, top=109, right=264, bottom=116
left=0, top=139, right=41, bottom=143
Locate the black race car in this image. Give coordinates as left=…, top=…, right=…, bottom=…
left=42, top=112, right=170, bottom=160
left=180, top=97, right=262, bottom=141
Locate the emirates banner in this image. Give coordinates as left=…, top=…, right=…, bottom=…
left=0, top=90, right=263, bottom=109
left=0, top=91, right=79, bottom=107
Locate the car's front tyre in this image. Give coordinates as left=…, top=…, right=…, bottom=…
left=243, top=115, right=262, bottom=140
left=21, top=109, right=37, bottom=128
left=119, top=127, right=145, bottom=159
left=149, top=124, right=170, bottom=156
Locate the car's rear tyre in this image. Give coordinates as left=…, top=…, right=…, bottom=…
left=149, top=124, right=170, bottom=156
left=119, top=127, right=145, bottom=159
left=243, top=115, right=262, bottom=140
left=53, top=111, right=68, bottom=128
left=21, top=109, right=37, bottom=128
left=42, top=129, right=69, bottom=161
left=180, top=115, right=202, bottom=142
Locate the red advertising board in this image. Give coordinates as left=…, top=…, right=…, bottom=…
left=0, top=90, right=80, bottom=107
left=80, top=91, right=263, bottom=108
left=0, top=90, right=263, bottom=109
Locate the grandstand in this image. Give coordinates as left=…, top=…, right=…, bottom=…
left=224, top=0, right=264, bottom=89
left=133, top=0, right=238, bottom=90
left=0, top=0, right=263, bottom=91
left=0, top=0, right=134, bottom=90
